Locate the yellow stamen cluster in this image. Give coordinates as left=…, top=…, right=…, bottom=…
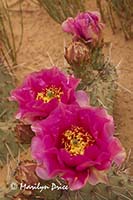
left=36, top=85, right=63, bottom=103
left=62, top=126, right=95, bottom=156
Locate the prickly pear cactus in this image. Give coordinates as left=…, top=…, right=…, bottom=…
left=2, top=161, right=132, bottom=200
left=0, top=62, right=19, bottom=164
left=86, top=62, right=117, bottom=115
left=1, top=8, right=132, bottom=200
left=60, top=11, right=133, bottom=200
left=0, top=61, right=31, bottom=165
left=0, top=63, right=36, bottom=200
left=0, top=62, right=16, bottom=121
left=65, top=41, right=117, bottom=114
left=60, top=169, right=133, bottom=200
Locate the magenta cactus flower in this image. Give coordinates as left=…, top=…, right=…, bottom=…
left=62, top=11, right=104, bottom=43
left=31, top=104, right=126, bottom=190
left=10, top=67, right=80, bottom=123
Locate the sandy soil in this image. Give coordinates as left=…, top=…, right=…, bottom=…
left=0, top=0, right=132, bottom=187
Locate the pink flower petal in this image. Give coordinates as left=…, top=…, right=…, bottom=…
left=88, top=167, right=108, bottom=185
left=109, top=137, right=126, bottom=165
left=63, top=170, right=89, bottom=190
left=36, top=166, right=49, bottom=180
left=31, top=105, right=125, bottom=190
left=62, top=17, right=75, bottom=34
left=62, top=11, right=104, bottom=42
left=10, top=67, right=80, bottom=123
left=74, top=90, right=89, bottom=107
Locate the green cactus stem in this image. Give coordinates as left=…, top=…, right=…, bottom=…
left=1, top=164, right=132, bottom=200
left=64, top=40, right=117, bottom=114
left=0, top=61, right=30, bottom=166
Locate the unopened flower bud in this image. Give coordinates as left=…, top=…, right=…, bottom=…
left=65, top=41, right=90, bottom=65
left=15, top=160, right=39, bottom=185
left=15, top=122, right=34, bottom=144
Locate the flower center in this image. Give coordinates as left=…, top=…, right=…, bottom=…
left=36, top=85, right=63, bottom=103
left=62, top=126, right=95, bottom=156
